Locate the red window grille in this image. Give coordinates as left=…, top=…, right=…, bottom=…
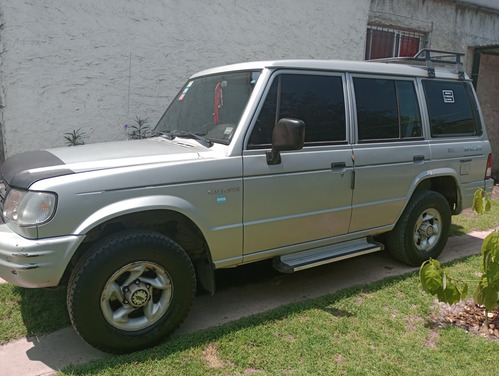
left=365, top=27, right=423, bottom=60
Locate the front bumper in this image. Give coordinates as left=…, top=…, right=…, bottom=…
left=0, top=224, right=84, bottom=287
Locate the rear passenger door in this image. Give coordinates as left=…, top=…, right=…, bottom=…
left=242, top=71, right=353, bottom=256
left=349, top=75, right=430, bottom=233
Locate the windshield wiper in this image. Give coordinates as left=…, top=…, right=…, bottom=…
left=154, top=131, right=174, bottom=140
left=155, top=130, right=213, bottom=147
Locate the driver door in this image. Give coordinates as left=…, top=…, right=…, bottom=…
left=242, top=71, right=353, bottom=256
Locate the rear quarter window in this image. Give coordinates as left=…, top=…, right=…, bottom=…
left=422, top=80, right=482, bottom=137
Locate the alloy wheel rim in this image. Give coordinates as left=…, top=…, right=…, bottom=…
left=100, top=261, right=173, bottom=331
left=413, top=208, right=442, bottom=253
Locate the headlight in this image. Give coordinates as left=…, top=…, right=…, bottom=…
left=3, top=189, right=57, bottom=226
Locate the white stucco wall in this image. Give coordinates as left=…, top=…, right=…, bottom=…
left=0, top=0, right=497, bottom=158
left=0, top=0, right=370, bottom=157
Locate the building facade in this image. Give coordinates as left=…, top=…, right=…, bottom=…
left=0, top=0, right=497, bottom=176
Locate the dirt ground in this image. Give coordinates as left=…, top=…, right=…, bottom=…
left=491, top=184, right=499, bottom=200
left=430, top=300, right=499, bottom=341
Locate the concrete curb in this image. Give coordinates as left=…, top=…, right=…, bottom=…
left=0, top=230, right=493, bottom=376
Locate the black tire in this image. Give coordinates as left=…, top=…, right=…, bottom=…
left=386, top=190, right=451, bottom=266
left=67, top=230, right=196, bottom=353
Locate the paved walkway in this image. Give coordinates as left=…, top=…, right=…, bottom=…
left=0, top=230, right=492, bottom=376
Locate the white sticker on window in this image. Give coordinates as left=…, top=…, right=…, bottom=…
left=442, top=90, right=455, bottom=103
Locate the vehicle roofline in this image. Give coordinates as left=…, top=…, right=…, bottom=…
left=190, top=59, right=470, bottom=80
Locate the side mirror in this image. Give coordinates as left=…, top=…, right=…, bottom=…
left=266, top=118, right=305, bottom=165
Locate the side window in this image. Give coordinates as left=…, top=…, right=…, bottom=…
left=248, top=74, right=346, bottom=148
left=353, top=78, right=422, bottom=141
left=422, top=80, right=481, bottom=137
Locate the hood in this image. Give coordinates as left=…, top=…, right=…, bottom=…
left=2, top=138, right=203, bottom=189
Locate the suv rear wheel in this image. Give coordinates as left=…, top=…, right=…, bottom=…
left=386, top=190, right=451, bottom=266
left=67, top=230, right=196, bottom=353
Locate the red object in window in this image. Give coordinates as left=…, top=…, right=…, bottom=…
left=214, top=82, right=223, bottom=124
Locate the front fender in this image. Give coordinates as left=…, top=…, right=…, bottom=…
left=73, top=195, right=208, bottom=235
left=71, top=195, right=244, bottom=266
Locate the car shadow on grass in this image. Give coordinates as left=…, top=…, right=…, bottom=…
left=16, top=286, right=69, bottom=337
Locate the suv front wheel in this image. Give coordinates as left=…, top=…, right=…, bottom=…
left=67, top=230, right=196, bottom=353
left=386, top=190, right=451, bottom=266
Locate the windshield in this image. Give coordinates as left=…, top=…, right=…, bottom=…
left=155, top=70, right=261, bottom=145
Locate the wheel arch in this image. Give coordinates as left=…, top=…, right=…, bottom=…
left=63, top=197, right=215, bottom=293
left=410, top=169, right=462, bottom=215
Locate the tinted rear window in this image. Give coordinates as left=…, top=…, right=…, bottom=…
left=423, top=80, right=481, bottom=137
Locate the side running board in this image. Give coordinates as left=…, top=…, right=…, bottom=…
left=273, top=238, right=383, bottom=273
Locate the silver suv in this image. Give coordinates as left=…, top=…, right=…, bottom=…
left=0, top=50, right=493, bottom=353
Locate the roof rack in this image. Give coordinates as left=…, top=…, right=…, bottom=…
left=371, top=49, right=465, bottom=80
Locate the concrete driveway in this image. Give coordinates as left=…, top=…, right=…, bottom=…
left=0, top=230, right=492, bottom=376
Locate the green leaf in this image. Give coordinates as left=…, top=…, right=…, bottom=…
left=474, top=277, right=499, bottom=311
left=481, top=232, right=499, bottom=264
left=473, top=188, right=493, bottom=215
left=419, top=259, right=443, bottom=294
left=475, top=231, right=499, bottom=310
left=485, top=200, right=492, bottom=212
left=459, top=283, right=469, bottom=301
left=437, top=281, right=461, bottom=305
left=419, top=259, right=463, bottom=305
left=481, top=232, right=499, bottom=288
left=473, top=189, right=484, bottom=214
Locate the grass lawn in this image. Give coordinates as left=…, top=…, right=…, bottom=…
left=0, top=284, right=68, bottom=344
left=450, top=199, right=498, bottom=236
left=58, top=256, right=498, bottom=376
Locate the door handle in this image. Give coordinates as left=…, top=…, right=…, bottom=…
left=331, top=162, right=347, bottom=178
left=413, top=155, right=425, bottom=164
left=331, top=162, right=346, bottom=170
